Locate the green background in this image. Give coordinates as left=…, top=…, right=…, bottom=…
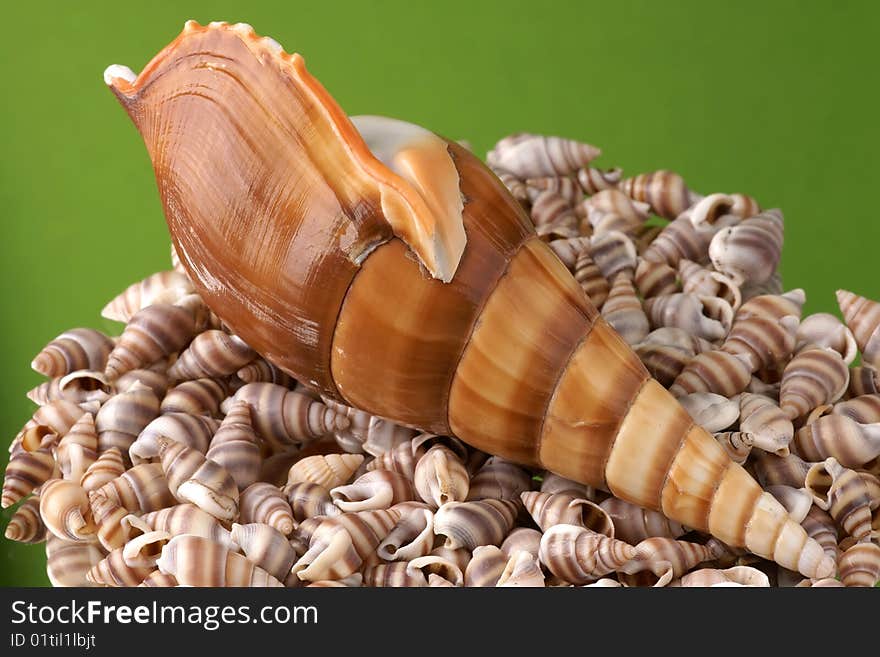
left=2, top=0, right=878, bottom=585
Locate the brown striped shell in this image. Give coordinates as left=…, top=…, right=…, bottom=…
left=538, top=524, right=635, bottom=584
left=102, top=21, right=833, bottom=579
left=157, top=437, right=239, bottom=521
left=167, top=330, right=256, bottom=381
left=5, top=496, right=47, bottom=544
left=805, top=457, right=873, bottom=541
left=521, top=491, right=614, bottom=536
left=160, top=378, right=229, bottom=417
left=205, top=401, right=261, bottom=490
left=157, top=534, right=284, bottom=587
left=837, top=289, right=880, bottom=369
left=140, top=503, right=236, bottom=548
left=130, top=412, right=220, bottom=464
left=45, top=534, right=104, bottom=587
left=598, top=496, right=687, bottom=544
left=102, top=270, right=195, bottom=323
left=31, top=328, right=115, bottom=378
left=39, top=479, right=98, bottom=542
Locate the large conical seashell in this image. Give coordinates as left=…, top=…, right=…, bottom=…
left=538, top=524, right=635, bottom=584
left=104, top=303, right=197, bottom=380
left=601, top=274, right=650, bottom=345
left=140, top=503, right=236, bottom=549
left=167, top=330, right=256, bottom=381
left=95, top=381, right=160, bottom=461
left=619, top=170, right=692, bottom=219
left=130, top=412, right=220, bottom=465
left=433, top=499, right=518, bottom=550
left=739, top=393, right=794, bottom=455
left=79, top=447, right=126, bottom=492
left=102, top=270, right=195, bottom=323
left=779, top=346, right=849, bottom=420
left=286, top=453, right=364, bottom=490
left=157, top=534, right=283, bottom=587
left=5, top=496, right=46, bottom=544
left=230, top=522, right=298, bottom=581
left=708, top=209, right=784, bottom=286
left=94, top=462, right=175, bottom=513
left=45, top=534, right=103, bottom=587
left=205, top=401, right=261, bottom=490
left=466, top=457, right=531, bottom=502
left=39, top=479, right=97, bottom=542
left=488, top=134, right=600, bottom=178
left=496, top=550, right=546, bottom=587
left=805, top=457, right=873, bottom=541
left=837, top=289, right=880, bottom=369
left=330, top=469, right=415, bottom=512
left=598, top=496, right=687, bottom=545
left=225, top=383, right=349, bottom=451
left=837, top=540, right=880, bottom=587
left=521, top=491, right=614, bottom=536
left=413, top=444, right=469, bottom=508
left=157, top=437, right=239, bottom=521
left=31, top=328, right=115, bottom=378
left=376, top=506, right=434, bottom=562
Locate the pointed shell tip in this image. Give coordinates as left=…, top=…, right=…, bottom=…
left=103, top=64, right=136, bottom=87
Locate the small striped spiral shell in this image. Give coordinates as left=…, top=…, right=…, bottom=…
left=282, top=481, right=338, bottom=524
left=464, top=545, right=508, bottom=587
left=365, top=436, right=427, bottom=480
left=539, top=524, right=635, bottom=584
left=161, top=378, right=230, bottom=417
left=739, top=393, right=794, bottom=455
left=94, top=462, right=175, bottom=514
left=88, top=490, right=129, bottom=551
left=837, top=289, right=880, bottom=369
left=30, top=399, right=88, bottom=438
left=236, top=358, right=296, bottom=386
left=677, top=259, right=741, bottom=311
left=631, top=223, right=664, bottom=256
left=104, top=303, right=198, bottom=380
left=45, top=535, right=103, bottom=587
left=601, top=274, right=650, bottom=345
left=79, top=448, right=126, bottom=492
left=633, top=342, right=695, bottom=389
left=465, top=457, right=531, bottom=502
left=765, top=485, right=813, bottom=524
left=408, top=555, right=465, bottom=587
left=805, top=457, right=873, bottom=541
left=31, top=328, right=115, bottom=378
left=848, top=366, right=880, bottom=398
left=796, top=313, right=858, bottom=365
left=620, top=537, right=724, bottom=587
left=619, top=170, right=692, bottom=219
left=488, top=134, right=601, bottom=178
left=547, top=236, right=591, bottom=270
left=573, top=248, right=610, bottom=308
left=521, top=491, right=614, bottom=536
left=322, top=399, right=419, bottom=457
left=130, top=412, right=220, bottom=465
left=833, top=394, right=880, bottom=424
left=538, top=471, right=598, bottom=500
left=837, top=540, right=880, bottom=587
left=5, top=496, right=46, bottom=544
left=2, top=440, right=55, bottom=508
left=362, top=561, right=424, bottom=587
left=27, top=370, right=114, bottom=406
left=414, top=444, right=470, bottom=508
left=642, top=216, right=712, bottom=269
left=644, top=293, right=731, bottom=342
left=205, top=401, right=261, bottom=490
left=634, top=258, right=678, bottom=299
left=670, top=350, right=753, bottom=398
left=598, top=496, right=687, bottom=544
left=95, top=381, right=160, bottom=461
left=115, top=366, right=169, bottom=400
left=138, top=571, right=178, bottom=587
left=529, top=190, right=578, bottom=234
left=167, top=330, right=256, bottom=381
left=676, top=566, right=770, bottom=587
left=433, top=499, right=518, bottom=550
left=39, top=479, right=97, bottom=542
left=157, top=534, right=284, bottom=587
left=123, top=530, right=171, bottom=569
left=140, top=503, right=236, bottom=549
left=685, top=193, right=739, bottom=230
left=501, top=527, right=542, bottom=560
left=287, top=453, right=364, bottom=490
left=721, top=290, right=804, bottom=371
left=157, top=437, right=239, bottom=521
left=376, top=506, right=434, bottom=562
left=713, top=431, right=754, bottom=464
left=496, top=550, right=545, bottom=587
left=589, top=230, right=638, bottom=282
left=708, top=209, right=784, bottom=286
left=525, top=175, right=582, bottom=205
left=800, top=506, right=840, bottom=565
left=330, top=469, right=415, bottom=512
left=752, top=451, right=811, bottom=489
left=101, top=270, right=195, bottom=323
left=56, top=413, right=98, bottom=481
left=490, top=166, right=529, bottom=203
left=779, top=346, right=849, bottom=420
left=677, top=392, right=739, bottom=433
left=230, top=522, right=298, bottom=581
left=583, top=189, right=650, bottom=236
left=577, top=166, right=622, bottom=195
left=226, top=383, right=349, bottom=451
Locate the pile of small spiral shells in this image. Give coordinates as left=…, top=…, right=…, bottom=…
left=3, top=133, right=879, bottom=588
